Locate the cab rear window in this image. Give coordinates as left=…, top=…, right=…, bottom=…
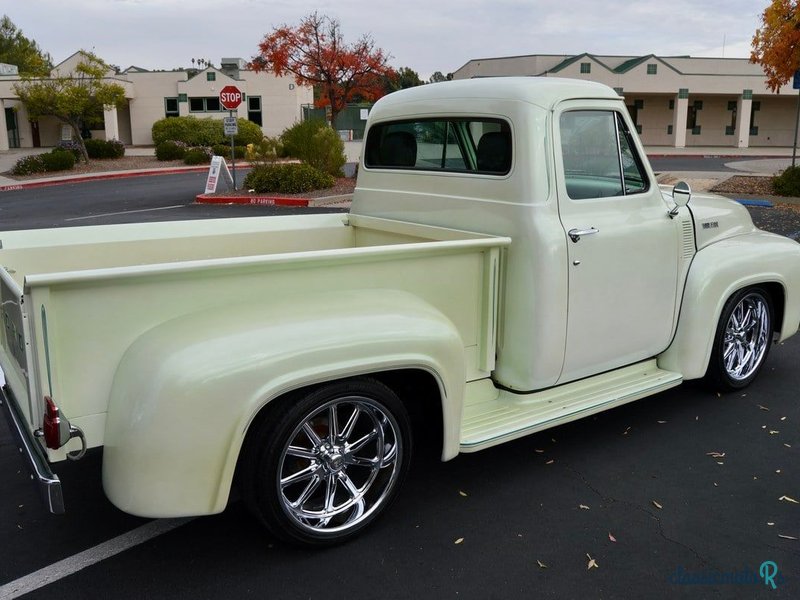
left=364, top=118, right=512, bottom=175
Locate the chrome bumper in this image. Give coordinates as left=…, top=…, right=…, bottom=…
left=0, top=384, right=64, bottom=514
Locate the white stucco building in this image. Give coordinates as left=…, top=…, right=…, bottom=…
left=0, top=51, right=313, bottom=150
left=453, top=53, right=797, bottom=148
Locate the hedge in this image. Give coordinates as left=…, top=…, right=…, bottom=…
left=243, top=163, right=334, bottom=194
left=280, top=119, right=346, bottom=177
left=151, top=116, right=263, bottom=147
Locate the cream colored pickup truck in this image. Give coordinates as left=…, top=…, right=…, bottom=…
left=3, top=78, right=800, bottom=547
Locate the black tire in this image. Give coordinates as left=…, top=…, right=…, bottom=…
left=704, top=287, right=774, bottom=392
left=241, top=378, right=412, bottom=547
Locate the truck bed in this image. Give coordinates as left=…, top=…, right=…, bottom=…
left=0, top=213, right=509, bottom=460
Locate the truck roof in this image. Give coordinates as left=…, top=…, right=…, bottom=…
left=371, top=77, right=621, bottom=113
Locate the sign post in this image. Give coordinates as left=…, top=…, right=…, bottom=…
left=793, top=71, right=800, bottom=168
left=219, top=85, right=243, bottom=188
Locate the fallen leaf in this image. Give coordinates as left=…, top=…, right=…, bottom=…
left=778, top=534, right=798, bottom=540
left=769, top=430, right=780, bottom=435
left=657, top=420, right=667, bottom=424
left=776, top=470, right=781, bottom=474
left=778, top=495, right=799, bottom=504
left=758, top=405, right=770, bottom=411
left=586, top=554, right=599, bottom=569
left=652, top=500, right=663, bottom=509
left=459, top=491, right=468, bottom=497
left=780, top=417, right=787, bottom=421
left=717, top=462, right=724, bottom=466
left=716, top=393, right=721, bottom=398
left=762, top=425, right=767, bottom=429
left=767, top=522, right=775, bottom=526
left=579, top=504, right=590, bottom=510
left=706, top=452, right=726, bottom=458
left=714, top=483, right=718, bottom=487
left=622, top=427, right=631, bottom=435
left=454, top=537, right=464, bottom=545
left=785, top=444, right=792, bottom=448
left=537, top=560, right=548, bottom=569
left=608, top=532, right=617, bottom=542
left=535, top=449, right=545, bottom=454
left=545, top=459, right=554, bottom=465
left=551, top=438, right=557, bottom=443
left=695, top=416, right=699, bottom=421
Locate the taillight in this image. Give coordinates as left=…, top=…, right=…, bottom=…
left=43, top=396, right=63, bottom=449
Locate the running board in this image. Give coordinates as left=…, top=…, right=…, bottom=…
left=460, top=360, right=682, bottom=452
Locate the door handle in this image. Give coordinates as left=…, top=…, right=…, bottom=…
left=568, top=227, right=599, bottom=243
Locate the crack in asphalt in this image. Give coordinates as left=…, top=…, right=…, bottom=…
left=563, top=464, right=712, bottom=568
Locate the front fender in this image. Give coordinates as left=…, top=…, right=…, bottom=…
left=102, top=289, right=466, bottom=518
left=659, top=231, right=800, bottom=379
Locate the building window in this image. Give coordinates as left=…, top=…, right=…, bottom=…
left=248, top=96, right=262, bottom=126
left=189, top=97, right=223, bottom=112
left=667, top=125, right=673, bottom=135
left=750, top=101, right=761, bottom=136
left=165, top=97, right=179, bottom=117
left=647, top=64, right=657, bottom=75
left=726, top=101, right=737, bottom=135
left=668, top=99, right=674, bottom=110
left=580, top=62, right=591, bottom=74
left=206, top=72, right=216, bottom=81
left=613, top=87, right=623, bottom=96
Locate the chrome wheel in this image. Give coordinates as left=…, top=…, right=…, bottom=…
left=722, top=292, right=771, bottom=382
left=276, top=394, right=404, bottom=536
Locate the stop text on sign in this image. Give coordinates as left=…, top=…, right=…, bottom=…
left=219, top=85, right=242, bottom=110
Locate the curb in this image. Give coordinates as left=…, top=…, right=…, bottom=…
left=195, top=193, right=310, bottom=207
left=0, top=166, right=211, bottom=192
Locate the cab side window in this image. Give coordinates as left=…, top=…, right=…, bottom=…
left=560, top=110, right=649, bottom=200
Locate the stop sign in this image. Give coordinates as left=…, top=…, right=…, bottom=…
left=219, top=85, right=242, bottom=110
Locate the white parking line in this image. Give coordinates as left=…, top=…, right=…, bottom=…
left=64, top=205, right=185, bottom=221
left=0, top=517, right=194, bottom=600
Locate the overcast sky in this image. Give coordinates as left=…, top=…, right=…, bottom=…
left=6, top=0, right=766, bottom=78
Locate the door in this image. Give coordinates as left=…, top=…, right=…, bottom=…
left=30, top=120, right=40, bottom=147
left=5, top=108, right=19, bottom=148
left=555, top=104, right=680, bottom=384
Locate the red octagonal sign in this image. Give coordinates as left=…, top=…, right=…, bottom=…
left=219, top=85, right=242, bottom=110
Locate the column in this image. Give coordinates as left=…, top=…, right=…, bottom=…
left=735, top=91, right=752, bottom=149
left=103, top=106, right=120, bottom=141
left=0, top=100, right=8, bottom=151
left=672, top=89, right=689, bottom=148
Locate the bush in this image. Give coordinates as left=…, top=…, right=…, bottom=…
left=246, top=137, right=284, bottom=163
left=243, top=163, right=335, bottom=194
left=155, top=140, right=187, bottom=161
left=84, top=138, right=125, bottom=159
left=57, top=140, right=83, bottom=161
left=41, top=149, right=76, bottom=172
left=11, top=155, right=46, bottom=175
left=280, top=119, right=346, bottom=177
left=183, top=147, right=212, bottom=165
left=152, top=116, right=264, bottom=147
left=773, top=166, right=800, bottom=197
left=211, top=144, right=246, bottom=159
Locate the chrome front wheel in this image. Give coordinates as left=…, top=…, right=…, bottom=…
left=706, top=288, right=773, bottom=391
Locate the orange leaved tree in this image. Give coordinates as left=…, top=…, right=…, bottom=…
left=751, top=0, right=800, bottom=91
left=251, top=12, right=393, bottom=126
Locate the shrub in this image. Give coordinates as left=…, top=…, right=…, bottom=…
left=57, top=140, right=83, bottom=161
left=211, top=144, right=246, bottom=159
left=183, top=147, right=212, bottom=165
left=243, top=163, right=334, bottom=194
left=40, top=149, right=76, bottom=172
left=246, top=137, right=284, bottom=163
left=281, top=119, right=347, bottom=177
left=773, top=166, right=800, bottom=197
left=155, top=140, right=187, bottom=161
left=280, top=119, right=346, bottom=177
left=84, top=138, right=125, bottom=159
left=11, top=154, right=46, bottom=175
left=152, top=116, right=264, bottom=147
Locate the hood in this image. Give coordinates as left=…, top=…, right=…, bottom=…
left=662, top=187, right=756, bottom=250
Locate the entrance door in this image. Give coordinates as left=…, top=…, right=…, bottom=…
left=555, top=104, right=681, bottom=384
left=30, top=120, right=40, bottom=147
left=5, top=108, right=19, bottom=148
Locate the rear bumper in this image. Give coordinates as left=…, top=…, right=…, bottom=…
left=0, top=384, right=64, bottom=514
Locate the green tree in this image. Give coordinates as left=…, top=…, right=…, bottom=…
left=428, top=71, right=453, bottom=83
left=751, top=0, right=800, bottom=91
left=383, top=66, right=423, bottom=94
left=0, top=15, right=52, bottom=76
left=14, top=51, right=126, bottom=161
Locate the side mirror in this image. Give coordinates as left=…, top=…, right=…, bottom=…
left=668, top=181, right=691, bottom=218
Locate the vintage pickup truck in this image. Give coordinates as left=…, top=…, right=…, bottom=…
left=3, top=77, right=800, bottom=546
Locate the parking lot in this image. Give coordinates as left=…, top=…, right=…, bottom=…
left=0, top=203, right=798, bottom=599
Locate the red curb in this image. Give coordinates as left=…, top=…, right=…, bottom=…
left=195, top=193, right=310, bottom=207
left=0, top=167, right=212, bottom=192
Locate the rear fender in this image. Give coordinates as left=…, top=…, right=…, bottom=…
left=102, top=290, right=465, bottom=518
left=659, top=232, right=800, bottom=379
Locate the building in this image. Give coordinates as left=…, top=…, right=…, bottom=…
left=453, top=53, right=796, bottom=148
left=0, top=51, right=313, bottom=150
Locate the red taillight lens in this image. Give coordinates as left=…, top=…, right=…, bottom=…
left=43, top=396, right=62, bottom=449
